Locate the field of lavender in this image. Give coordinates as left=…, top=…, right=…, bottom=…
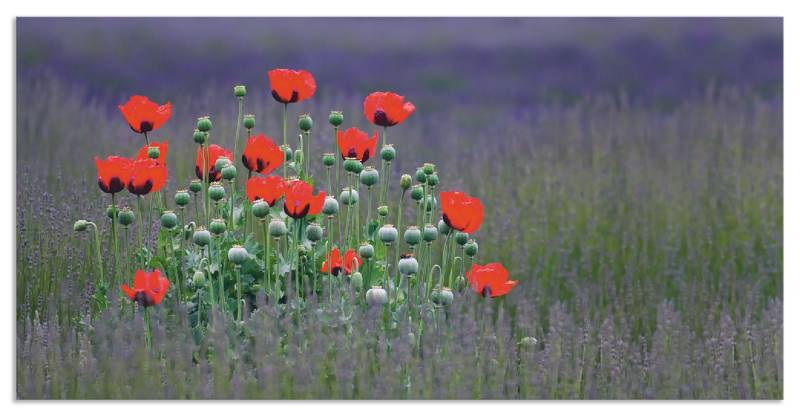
left=16, top=18, right=782, bottom=399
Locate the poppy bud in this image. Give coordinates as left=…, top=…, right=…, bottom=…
left=209, top=182, right=226, bottom=202
left=215, top=156, right=231, bottom=171
left=339, top=187, right=359, bottom=205
left=193, top=228, right=212, bottom=247
left=189, top=179, right=203, bottom=193
left=73, top=219, right=88, bottom=232
left=243, top=114, right=255, bottom=130
left=380, top=144, right=396, bottom=162
left=350, top=271, right=363, bottom=289
left=106, top=205, right=117, bottom=220
left=306, top=222, right=323, bottom=242
left=160, top=211, right=178, bottom=229
left=221, top=164, right=237, bottom=181
left=228, top=245, right=249, bottom=265
left=322, top=196, right=339, bottom=216
left=209, top=218, right=227, bottom=235
left=147, top=146, right=160, bottom=160
left=423, top=163, right=435, bottom=176
left=118, top=207, right=135, bottom=226
left=294, top=149, right=304, bottom=167
left=455, top=275, right=466, bottom=291
left=322, top=153, right=335, bottom=167
left=432, top=287, right=454, bottom=306
left=197, top=116, right=212, bottom=132
left=464, top=240, right=478, bottom=257
left=174, top=189, right=191, bottom=207
left=234, top=85, right=247, bottom=98
left=298, top=114, right=313, bottom=132
left=410, top=185, right=424, bottom=201
left=404, top=226, right=422, bottom=246
left=251, top=199, right=270, bottom=219
left=422, top=224, right=438, bottom=242
left=415, top=168, right=426, bottom=183
left=426, top=173, right=439, bottom=187
left=358, top=242, right=375, bottom=259
left=193, top=129, right=207, bottom=144
left=400, top=174, right=412, bottom=190
left=192, top=270, right=206, bottom=287
left=378, top=224, right=398, bottom=244
left=281, top=145, right=292, bottom=162
left=360, top=167, right=379, bottom=187
left=343, top=157, right=360, bottom=173
left=437, top=219, right=451, bottom=235
left=328, top=111, right=344, bottom=127
left=377, top=205, right=389, bottom=217
left=455, top=232, right=469, bottom=246
left=268, top=219, right=287, bottom=238
left=398, top=253, right=418, bottom=275
left=424, top=195, right=436, bottom=212
left=366, top=286, right=388, bottom=306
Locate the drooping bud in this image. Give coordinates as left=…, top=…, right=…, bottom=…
left=377, top=205, right=389, bottom=217
left=400, top=174, right=412, bottom=190
left=305, top=222, right=323, bottom=242
left=519, top=337, right=538, bottom=349
left=397, top=253, right=419, bottom=275
left=380, top=144, right=395, bottom=162
left=358, top=242, right=375, bottom=259
left=251, top=199, right=270, bottom=219
left=221, top=164, right=237, bottom=181
left=234, top=85, right=247, bottom=98
left=193, top=129, right=207, bottom=144
left=455, top=275, right=467, bottom=291
left=268, top=219, right=287, bottom=238
left=73, top=219, right=88, bottom=232
left=118, top=207, right=135, bottom=226
left=350, top=271, right=363, bottom=289
left=298, top=114, right=313, bottom=132
left=197, top=116, right=212, bottom=132
left=281, top=145, right=293, bottom=162
left=464, top=240, right=479, bottom=257
left=410, top=185, right=424, bottom=201
left=174, top=189, right=191, bottom=207
left=322, top=153, right=335, bottom=167
left=360, top=167, right=379, bottom=187
left=228, top=245, right=249, bottom=265
left=366, top=286, right=388, bottom=306
left=422, top=224, right=438, bottom=242
left=189, top=179, right=202, bottom=193
left=215, top=156, right=231, bottom=171
left=423, top=163, right=435, bottom=176
left=147, top=146, right=160, bottom=159
left=209, top=182, right=226, bottom=202
left=193, top=227, right=212, bottom=247
left=378, top=224, right=398, bottom=244
left=294, top=149, right=304, bottom=167
left=160, top=211, right=178, bottom=229
left=432, top=287, right=454, bottom=306
left=455, top=232, right=469, bottom=246
left=192, top=270, right=206, bottom=287
left=328, top=111, right=344, bottom=127
left=437, top=219, right=451, bottom=235
left=243, top=114, right=255, bottom=130
left=322, top=196, right=339, bottom=216
left=403, top=226, right=422, bottom=246
left=339, top=187, right=359, bottom=205
left=209, top=218, right=227, bottom=235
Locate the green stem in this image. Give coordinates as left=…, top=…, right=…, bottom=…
left=234, top=97, right=244, bottom=166
left=236, top=266, right=242, bottom=321
left=366, top=186, right=372, bottom=239
left=136, top=196, right=144, bottom=259
left=143, top=307, right=152, bottom=349
left=283, top=103, right=288, bottom=179
left=88, top=222, right=104, bottom=285
left=111, top=193, right=118, bottom=285
left=263, top=221, right=270, bottom=293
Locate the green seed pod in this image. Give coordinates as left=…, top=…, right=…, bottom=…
left=281, top=145, right=293, bottom=162
left=215, top=156, right=231, bottom=171
left=437, top=219, right=451, bottom=235
left=193, top=129, right=207, bottom=144
left=424, top=195, right=437, bottom=212
left=268, top=219, right=287, bottom=238
left=397, top=253, right=419, bottom=275
left=378, top=224, right=398, bottom=244
left=209, top=182, right=226, bottom=201
left=380, top=144, right=396, bottom=162
left=221, top=164, right=237, bottom=181
left=422, top=224, right=438, bottom=242
left=360, top=167, right=379, bottom=187
left=234, top=85, right=247, bottom=98
left=358, top=242, right=375, bottom=259
left=118, top=207, right=135, bottom=226
left=106, top=205, right=117, bottom=220
left=404, top=226, right=422, bottom=246
left=343, top=157, right=359, bottom=173
left=209, top=218, right=227, bottom=235
left=328, top=111, right=344, bottom=127
left=410, top=185, right=424, bottom=201
left=228, top=245, right=249, bottom=265
left=377, top=205, right=389, bottom=217
left=426, top=173, right=439, bottom=187
left=423, top=163, right=435, bottom=176
left=415, top=168, right=427, bottom=183
left=322, top=153, right=335, bottom=167
left=432, top=287, right=454, bottom=306
left=352, top=160, right=364, bottom=174
left=366, top=286, right=388, bottom=306
left=294, top=149, right=304, bottom=167
left=298, top=114, right=313, bottom=132
left=455, top=232, right=469, bottom=246
left=251, top=199, right=270, bottom=219
left=160, top=211, right=178, bottom=229
left=147, top=146, right=160, bottom=159
left=174, top=189, right=191, bottom=207
left=243, top=114, right=255, bottom=130
left=193, top=228, right=212, bottom=247
left=305, top=222, right=323, bottom=242
left=73, top=219, right=88, bottom=232
left=322, top=196, right=339, bottom=216
left=189, top=179, right=203, bottom=194
left=197, top=116, right=212, bottom=132
left=339, top=188, right=359, bottom=205
left=400, top=174, right=412, bottom=190
left=464, top=240, right=478, bottom=257
left=350, top=271, right=363, bottom=289
left=193, top=270, right=206, bottom=287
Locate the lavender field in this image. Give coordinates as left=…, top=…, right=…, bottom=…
left=15, top=18, right=783, bottom=399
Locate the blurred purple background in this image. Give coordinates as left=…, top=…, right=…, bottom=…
left=17, top=17, right=782, bottom=112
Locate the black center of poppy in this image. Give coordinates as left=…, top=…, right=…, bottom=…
left=272, top=90, right=299, bottom=104
left=256, top=158, right=266, bottom=172
left=332, top=266, right=342, bottom=276
left=347, top=148, right=358, bottom=158
left=241, top=155, right=252, bottom=171
left=481, top=286, right=492, bottom=298
left=139, top=121, right=153, bottom=133
left=373, top=110, right=395, bottom=127
left=284, top=202, right=310, bottom=219
left=129, top=179, right=153, bottom=196
left=134, top=291, right=155, bottom=307
left=442, top=213, right=454, bottom=229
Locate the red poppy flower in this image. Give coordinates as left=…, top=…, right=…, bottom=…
left=242, top=134, right=284, bottom=174
left=440, top=191, right=484, bottom=233
left=118, top=95, right=172, bottom=134
left=466, top=263, right=518, bottom=298
left=246, top=175, right=287, bottom=205
left=268, top=69, right=316, bottom=104
left=95, top=156, right=133, bottom=194
left=195, top=144, right=233, bottom=182
left=283, top=180, right=325, bottom=219
left=320, top=247, right=362, bottom=276
left=337, top=127, right=379, bottom=163
left=127, top=158, right=168, bottom=196
left=363, top=91, right=415, bottom=127
left=121, top=269, right=170, bottom=307
left=135, top=140, right=169, bottom=166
